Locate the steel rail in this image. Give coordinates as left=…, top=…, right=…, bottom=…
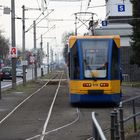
left=0, top=73, right=58, bottom=125
left=39, top=72, right=63, bottom=140
left=26, top=108, right=80, bottom=140
left=25, top=72, right=80, bottom=140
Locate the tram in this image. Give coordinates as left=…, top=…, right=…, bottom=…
left=68, top=35, right=122, bottom=105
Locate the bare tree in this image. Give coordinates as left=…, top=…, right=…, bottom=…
left=0, top=31, right=10, bottom=65
left=62, top=31, right=74, bottom=63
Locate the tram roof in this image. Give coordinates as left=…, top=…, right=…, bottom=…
left=69, top=35, right=120, bottom=39
left=69, top=35, right=120, bottom=48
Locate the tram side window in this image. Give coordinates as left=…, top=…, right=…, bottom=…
left=111, top=42, right=119, bottom=79
left=70, top=45, right=80, bottom=79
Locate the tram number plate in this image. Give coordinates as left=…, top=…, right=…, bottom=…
left=88, top=90, right=103, bottom=95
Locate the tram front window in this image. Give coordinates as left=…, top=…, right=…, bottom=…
left=82, top=40, right=108, bottom=79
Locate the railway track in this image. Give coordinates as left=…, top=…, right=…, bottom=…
left=0, top=71, right=79, bottom=140
left=0, top=71, right=140, bottom=140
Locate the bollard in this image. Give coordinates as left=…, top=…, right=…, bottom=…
left=119, top=106, right=125, bottom=140
left=110, top=111, right=115, bottom=140
left=41, top=67, right=44, bottom=77
left=114, top=109, right=120, bottom=140
left=132, top=100, right=137, bottom=133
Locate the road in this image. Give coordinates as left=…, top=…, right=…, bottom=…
left=1, top=67, right=47, bottom=90
left=0, top=71, right=140, bottom=139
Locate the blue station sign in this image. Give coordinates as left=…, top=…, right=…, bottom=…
left=118, top=4, right=125, bottom=12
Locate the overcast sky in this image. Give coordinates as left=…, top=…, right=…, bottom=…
left=0, top=0, right=106, bottom=52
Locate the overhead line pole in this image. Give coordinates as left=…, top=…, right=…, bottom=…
left=75, top=13, right=77, bottom=35
left=33, top=21, right=37, bottom=80
left=21, top=6, right=45, bottom=82
left=11, top=0, right=16, bottom=89
left=40, top=34, right=43, bottom=66
left=40, top=35, right=44, bottom=76
left=22, top=5, right=26, bottom=86
left=47, top=42, right=49, bottom=74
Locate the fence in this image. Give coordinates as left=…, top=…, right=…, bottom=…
left=122, top=74, right=130, bottom=82
left=92, top=95, right=140, bottom=140
left=110, top=95, right=140, bottom=140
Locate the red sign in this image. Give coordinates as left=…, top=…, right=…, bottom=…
left=11, top=47, right=17, bottom=58
left=29, top=56, right=35, bottom=64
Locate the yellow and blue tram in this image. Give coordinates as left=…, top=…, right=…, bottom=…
left=68, top=35, right=122, bottom=105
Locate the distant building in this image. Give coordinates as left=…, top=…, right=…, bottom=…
left=89, top=0, right=140, bottom=81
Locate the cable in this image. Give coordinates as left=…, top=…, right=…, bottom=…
left=25, top=9, right=54, bottom=33
left=36, top=25, right=55, bottom=40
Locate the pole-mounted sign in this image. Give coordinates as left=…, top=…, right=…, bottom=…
left=118, top=4, right=125, bottom=12
left=10, top=47, right=17, bottom=58
left=102, top=20, right=108, bottom=26
left=3, top=7, right=11, bottom=14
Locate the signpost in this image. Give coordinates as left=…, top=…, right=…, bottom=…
left=3, top=7, right=10, bottom=14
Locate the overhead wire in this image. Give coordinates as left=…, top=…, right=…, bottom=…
left=36, top=25, right=55, bottom=40
left=25, top=9, right=54, bottom=33
left=24, top=0, right=50, bottom=33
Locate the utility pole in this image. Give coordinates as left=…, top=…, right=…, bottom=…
left=47, top=42, right=49, bottom=74
left=75, top=13, right=77, bottom=35
left=22, top=5, right=26, bottom=85
left=40, top=35, right=43, bottom=51
left=0, top=59, right=1, bottom=99
left=11, top=0, right=16, bottom=89
left=40, top=35, right=43, bottom=65
left=40, top=35, right=44, bottom=76
left=50, top=47, right=54, bottom=71
left=33, top=21, right=37, bottom=80
left=91, top=13, right=94, bottom=35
